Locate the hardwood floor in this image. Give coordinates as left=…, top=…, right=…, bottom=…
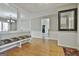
left=6, top=38, right=64, bottom=56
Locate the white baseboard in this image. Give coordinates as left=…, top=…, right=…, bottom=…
left=60, top=44, right=79, bottom=51
left=75, top=46, right=79, bottom=50
left=31, top=37, right=57, bottom=41
left=58, top=43, right=77, bottom=49
left=31, top=31, right=58, bottom=40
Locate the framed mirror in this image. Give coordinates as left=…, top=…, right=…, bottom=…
left=58, top=8, right=77, bottom=31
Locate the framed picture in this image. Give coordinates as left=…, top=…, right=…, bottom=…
left=58, top=8, right=77, bottom=31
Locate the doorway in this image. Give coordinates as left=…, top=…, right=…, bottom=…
left=41, top=18, right=50, bottom=39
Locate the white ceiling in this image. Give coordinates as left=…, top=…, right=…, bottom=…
left=11, top=3, right=69, bottom=18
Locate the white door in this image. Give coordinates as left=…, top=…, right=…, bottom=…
left=41, top=18, right=50, bottom=37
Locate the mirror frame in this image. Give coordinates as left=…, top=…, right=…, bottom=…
left=58, top=8, right=77, bottom=31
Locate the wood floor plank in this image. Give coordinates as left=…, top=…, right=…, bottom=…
left=6, top=38, right=64, bottom=56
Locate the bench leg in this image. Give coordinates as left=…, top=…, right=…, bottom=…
left=18, top=42, right=22, bottom=48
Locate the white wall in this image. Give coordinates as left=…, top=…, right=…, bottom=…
left=77, top=4, right=79, bottom=50
left=31, top=18, right=41, bottom=31
left=49, top=14, right=58, bottom=31
left=31, top=17, right=42, bottom=38
left=17, top=8, right=31, bottom=32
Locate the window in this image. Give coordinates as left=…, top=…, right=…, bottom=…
left=0, top=21, right=2, bottom=31
left=0, top=18, right=17, bottom=32
left=0, top=21, right=9, bottom=32
left=3, top=22, right=9, bottom=31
